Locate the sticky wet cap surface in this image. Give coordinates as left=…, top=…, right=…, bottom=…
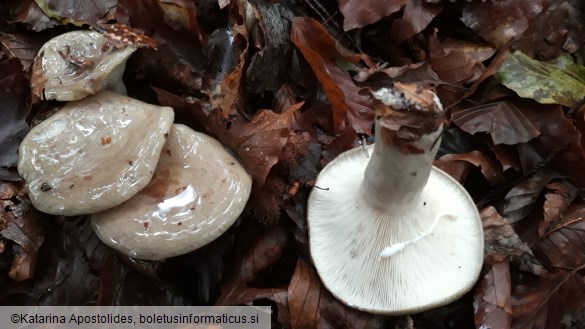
left=31, top=30, right=136, bottom=101
left=91, top=124, right=252, bottom=260
left=17, top=91, right=174, bottom=216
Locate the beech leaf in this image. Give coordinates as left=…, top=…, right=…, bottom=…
left=34, top=0, right=116, bottom=26
left=451, top=101, right=540, bottom=145
left=338, top=0, right=407, bottom=31
left=474, top=261, right=513, bottom=329
left=495, top=51, right=585, bottom=107
left=481, top=206, right=532, bottom=263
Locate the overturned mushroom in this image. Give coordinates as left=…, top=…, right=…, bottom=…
left=91, top=124, right=252, bottom=260
left=18, top=90, right=174, bottom=216
left=31, top=30, right=136, bottom=101
left=307, top=83, right=484, bottom=314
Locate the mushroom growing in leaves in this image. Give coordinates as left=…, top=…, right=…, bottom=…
left=18, top=90, right=174, bottom=216
left=31, top=30, right=136, bottom=101
left=307, top=83, right=484, bottom=314
left=91, top=124, right=252, bottom=260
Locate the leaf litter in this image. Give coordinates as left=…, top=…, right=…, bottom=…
left=1, top=0, right=585, bottom=328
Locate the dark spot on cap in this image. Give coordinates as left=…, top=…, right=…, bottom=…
left=128, top=160, right=133, bottom=166
left=143, top=222, right=149, bottom=230
left=40, top=183, right=53, bottom=192
left=177, top=222, right=182, bottom=226
left=164, top=133, right=169, bottom=138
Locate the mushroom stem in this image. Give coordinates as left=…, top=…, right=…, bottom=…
left=359, top=119, right=442, bottom=211
left=358, top=84, right=445, bottom=212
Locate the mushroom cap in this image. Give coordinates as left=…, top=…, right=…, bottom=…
left=18, top=90, right=174, bottom=216
left=307, top=144, right=484, bottom=315
left=91, top=124, right=252, bottom=260
left=31, top=30, right=136, bottom=101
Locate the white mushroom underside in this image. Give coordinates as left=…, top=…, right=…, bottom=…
left=308, top=146, right=483, bottom=315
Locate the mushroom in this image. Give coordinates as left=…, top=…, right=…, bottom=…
left=307, top=83, right=484, bottom=314
left=18, top=90, right=174, bottom=216
left=31, top=30, right=136, bottom=101
left=90, top=124, right=252, bottom=260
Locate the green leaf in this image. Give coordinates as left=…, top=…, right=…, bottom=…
left=495, top=51, right=585, bottom=107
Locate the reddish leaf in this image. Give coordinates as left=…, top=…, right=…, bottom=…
left=439, top=150, right=506, bottom=185
left=338, top=0, right=407, bottom=31
left=156, top=0, right=204, bottom=44
left=511, top=269, right=585, bottom=329
left=433, top=158, right=472, bottom=183
left=291, top=17, right=375, bottom=135
left=474, top=261, right=513, bottom=329
left=230, top=102, right=303, bottom=186
left=539, top=181, right=577, bottom=235
left=452, top=101, right=540, bottom=145
left=391, top=0, right=443, bottom=43
left=481, top=206, right=532, bottom=264
left=535, top=205, right=585, bottom=270
left=460, top=0, right=552, bottom=47
left=429, top=34, right=496, bottom=84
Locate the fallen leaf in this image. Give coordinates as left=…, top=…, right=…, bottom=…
left=230, top=102, right=303, bottom=186
left=451, top=101, right=540, bottom=145
left=429, top=34, right=495, bottom=84
left=481, top=206, right=532, bottom=263
left=502, top=170, right=556, bottom=223
left=439, top=150, right=506, bottom=186
left=511, top=269, right=585, bottom=329
left=539, top=181, right=577, bottom=235
left=0, top=64, right=31, bottom=169
left=288, top=259, right=384, bottom=329
left=8, top=0, right=58, bottom=32
left=391, top=0, right=443, bottom=43
left=474, top=261, right=513, bottom=329
left=34, top=0, right=116, bottom=26
left=495, top=51, right=585, bottom=107
left=156, top=0, right=204, bottom=44
left=338, top=0, right=407, bottom=31
left=460, top=0, right=551, bottom=47
left=291, top=17, right=375, bottom=135
left=217, top=224, right=291, bottom=305
left=535, top=204, right=585, bottom=270
left=0, top=33, right=45, bottom=71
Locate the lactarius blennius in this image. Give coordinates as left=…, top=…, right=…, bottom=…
left=307, top=83, right=484, bottom=314
left=18, top=91, right=174, bottom=216
left=91, top=124, right=252, bottom=260
left=31, top=30, right=136, bottom=101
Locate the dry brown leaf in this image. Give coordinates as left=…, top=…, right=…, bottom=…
left=474, top=260, right=513, bottom=329
left=539, top=181, right=577, bottom=235
left=481, top=206, right=532, bottom=264
left=290, top=17, right=375, bottom=135
left=451, top=101, right=540, bottom=145
left=439, top=150, right=506, bottom=186
left=338, top=0, right=407, bottom=31
left=391, top=0, right=443, bottom=43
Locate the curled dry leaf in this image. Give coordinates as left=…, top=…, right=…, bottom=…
left=474, top=261, right=513, bottom=329
left=451, top=101, right=540, bottom=145
left=534, top=204, right=585, bottom=270
left=439, top=150, right=506, bottom=186
left=481, top=206, right=531, bottom=264
left=290, top=17, right=375, bottom=135
left=0, top=32, right=45, bottom=71
left=7, top=0, right=58, bottom=32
